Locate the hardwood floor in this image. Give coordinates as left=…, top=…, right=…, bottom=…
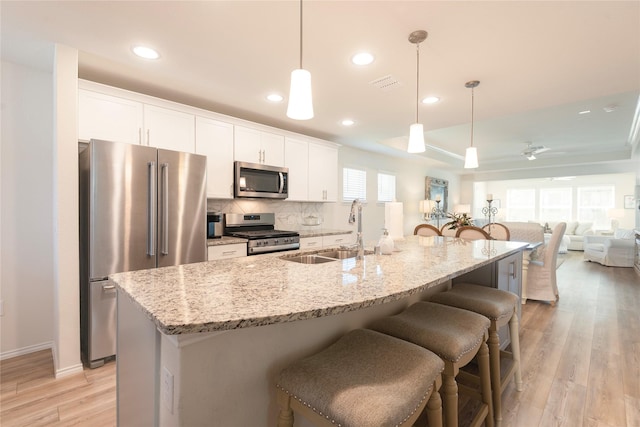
left=0, top=351, right=115, bottom=426
left=0, top=251, right=638, bottom=426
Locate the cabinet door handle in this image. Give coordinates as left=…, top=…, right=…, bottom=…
left=308, top=241, right=318, bottom=246
left=509, top=262, right=517, bottom=279
left=138, top=128, right=142, bottom=145
left=147, top=129, right=150, bottom=146
left=258, top=149, right=261, bottom=163
left=222, top=250, right=236, bottom=256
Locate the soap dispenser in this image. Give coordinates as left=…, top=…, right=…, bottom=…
left=378, top=228, right=394, bottom=255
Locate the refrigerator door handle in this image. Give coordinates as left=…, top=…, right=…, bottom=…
left=148, top=161, right=156, bottom=256
left=161, top=162, right=169, bottom=255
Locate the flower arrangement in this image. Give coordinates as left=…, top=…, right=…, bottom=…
left=446, top=212, right=473, bottom=230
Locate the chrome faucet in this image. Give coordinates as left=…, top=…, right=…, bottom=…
left=348, top=199, right=364, bottom=260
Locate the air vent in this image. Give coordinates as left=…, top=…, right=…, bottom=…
left=369, top=75, right=401, bottom=91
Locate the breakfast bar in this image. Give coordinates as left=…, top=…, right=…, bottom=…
left=112, top=236, right=527, bottom=426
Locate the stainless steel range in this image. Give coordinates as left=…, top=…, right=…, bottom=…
left=224, top=213, right=300, bottom=255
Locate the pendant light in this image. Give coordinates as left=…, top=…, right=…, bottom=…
left=407, top=30, right=428, bottom=154
left=287, top=0, right=314, bottom=120
left=464, top=80, right=480, bottom=169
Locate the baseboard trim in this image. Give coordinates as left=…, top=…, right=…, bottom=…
left=0, top=341, right=54, bottom=361
left=55, top=362, right=84, bottom=378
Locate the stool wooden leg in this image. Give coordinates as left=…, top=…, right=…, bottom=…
left=441, top=372, right=458, bottom=427
left=477, top=340, right=495, bottom=427
left=426, top=379, right=443, bottom=427
left=509, top=313, right=524, bottom=392
left=276, top=389, right=294, bottom=427
left=488, top=328, right=502, bottom=425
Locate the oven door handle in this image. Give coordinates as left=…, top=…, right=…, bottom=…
left=278, top=172, right=284, bottom=194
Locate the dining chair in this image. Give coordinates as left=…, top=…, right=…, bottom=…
left=526, top=222, right=567, bottom=305
left=414, top=224, right=442, bottom=236
left=482, top=223, right=511, bottom=241
left=455, top=226, right=492, bottom=240
left=440, top=222, right=458, bottom=237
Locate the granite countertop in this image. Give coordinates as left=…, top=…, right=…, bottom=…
left=297, top=229, right=352, bottom=238
left=112, top=236, right=527, bottom=336
left=207, top=236, right=248, bottom=246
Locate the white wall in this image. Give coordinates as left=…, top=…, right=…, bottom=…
left=1, top=59, right=55, bottom=357
left=331, top=146, right=460, bottom=244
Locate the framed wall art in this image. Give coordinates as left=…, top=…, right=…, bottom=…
left=624, top=195, right=634, bottom=209
left=425, top=177, right=448, bottom=216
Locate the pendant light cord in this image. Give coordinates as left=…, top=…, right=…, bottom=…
left=299, top=0, right=303, bottom=69
left=470, top=86, right=475, bottom=148
left=415, top=42, right=420, bottom=123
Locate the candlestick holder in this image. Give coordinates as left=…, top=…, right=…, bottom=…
left=431, top=200, right=445, bottom=228
left=482, top=198, right=498, bottom=236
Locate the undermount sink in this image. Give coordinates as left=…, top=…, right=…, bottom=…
left=282, top=254, right=337, bottom=264
left=281, top=248, right=374, bottom=264
left=317, top=249, right=374, bottom=259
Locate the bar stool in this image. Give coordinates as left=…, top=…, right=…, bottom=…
left=276, top=328, right=444, bottom=427
left=370, top=301, right=494, bottom=427
left=430, top=283, right=523, bottom=426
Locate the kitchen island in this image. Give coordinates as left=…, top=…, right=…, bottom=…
left=113, top=236, right=526, bottom=426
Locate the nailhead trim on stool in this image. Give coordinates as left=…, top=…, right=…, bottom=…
left=430, top=283, right=524, bottom=426
left=370, top=301, right=494, bottom=427
left=276, top=328, right=444, bottom=427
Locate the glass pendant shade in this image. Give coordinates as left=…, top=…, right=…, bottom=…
left=408, top=123, right=426, bottom=153
left=287, top=68, right=314, bottom=120
left=464, top=146, right=479, bottom=169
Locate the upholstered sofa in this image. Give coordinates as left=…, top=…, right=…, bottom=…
left=543, top=221, right=594, bottom=250
left=583, top=229, right=635, bottom=267
left=500, top=221, right=544, bottom=243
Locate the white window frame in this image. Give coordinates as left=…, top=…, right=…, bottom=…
left=377, top=172, right=396, bottom=202
left=342, top=167, right=367, bottom=202
left=539, top=187, right=572, bottom=222
left=505, top=188, right=536, bottom=221
left=577, top=185, right=615, bottom=229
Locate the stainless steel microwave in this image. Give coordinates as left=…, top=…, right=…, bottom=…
left=234, top=161, right=288, bottom=199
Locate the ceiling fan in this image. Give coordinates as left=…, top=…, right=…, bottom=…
left=521, top=142, right=550, bottom=160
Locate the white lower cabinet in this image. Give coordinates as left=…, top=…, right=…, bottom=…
left=207, top=244, right=247, bottom=260
left=322, top=234, right=352, bottom=247
left=299, top=234, right=352, bottom=250
left=299, top=237, right=323, bottom=250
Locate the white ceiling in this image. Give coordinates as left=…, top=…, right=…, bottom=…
left=2, top=1, right=639, bottom=176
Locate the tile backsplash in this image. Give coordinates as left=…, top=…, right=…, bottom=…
left=207, top=199, right=335, bottom=231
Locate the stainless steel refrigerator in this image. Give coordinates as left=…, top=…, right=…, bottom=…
left=79, top=139, right=206, bottom=368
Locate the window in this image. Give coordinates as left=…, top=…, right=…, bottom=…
left=506, top=189, right=535, bottom=221
left=342, top=167, right=366, bottom=201
left=577, top=186, right=614, bottom=229
left=539, top=188, right=572, bottom=222
left=377, top=172, right=396, bottom=202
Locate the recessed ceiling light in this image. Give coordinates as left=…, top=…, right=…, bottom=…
left=578, top=110, right=591, bottom=115
left=341, top=119, right=355, bottom=126
left=266, top=93, right=284, bottom=102
left=421, top=96, right=440, bottom=104
left=351, top=52, right=375, bottom=66
left=132, top=45, right=160, bottom=60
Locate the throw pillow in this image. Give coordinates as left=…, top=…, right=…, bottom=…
left=614, top=229, right=634, bottom=239
left=575, top=222, right=593, bottom=235
left=566, top=221, right=579, bottom=235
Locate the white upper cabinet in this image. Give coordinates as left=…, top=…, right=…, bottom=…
left=143, top=105, right=195, bottom=153
left=234, top=125, right=284, bottom=166
left=308, top=142, right=338, bottom=202
left=195, top=116, right=234, bottom=199
left=284, top=137, right=309, bottom=201
left=78, top=90, right=143, bottom=144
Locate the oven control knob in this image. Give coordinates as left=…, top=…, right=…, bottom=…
left=274, top=239, right=279, bottom=244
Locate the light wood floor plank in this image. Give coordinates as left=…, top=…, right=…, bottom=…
left=538, top=379, right=587, bottom=427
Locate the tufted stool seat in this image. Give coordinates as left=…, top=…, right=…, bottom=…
left=276, top=328, right=444, bottom=427
left=430, top=283, right=523, bottom=426
left=370, top=301, right=494, bottom=427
